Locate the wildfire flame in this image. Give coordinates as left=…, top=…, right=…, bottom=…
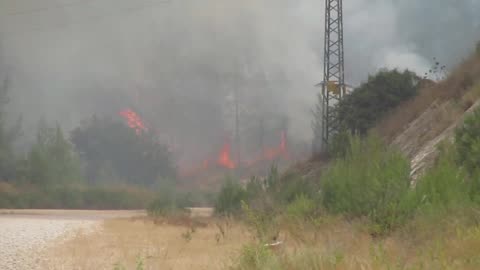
left=280, top=130, right=287, bottom=152
left=179, top=131, right=289, bottom=177
left=117, top=108, right=292, bottom=178
left=217, top=141, right=236, bottom=169
left=119, top=109, right=148, bottom=134
left=245, top=131, right=289, bottom=166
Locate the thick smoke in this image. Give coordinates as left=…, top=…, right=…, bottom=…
left=0, top=0, right=479, bottom=162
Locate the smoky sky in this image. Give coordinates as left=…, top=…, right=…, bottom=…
left=0, top=0, right=479, bottom=162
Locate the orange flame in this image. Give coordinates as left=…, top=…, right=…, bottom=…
left=217, top=141, right=236, bottom=169
left=244, top=131, right=289, bottom=166
left=280, top=130, right=287, bottom=152
left=178, top=131, right=289, bottom=178
left=119, top=109, right=148, bottom=134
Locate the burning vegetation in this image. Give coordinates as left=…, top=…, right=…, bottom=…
left=117, top=107, right=295, bottom=179
left=119, top=109, right=148, bottom=135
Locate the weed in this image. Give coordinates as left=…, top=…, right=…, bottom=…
left=113, top=263, right=126, bottom=270
left=233, top=244, right=279, bottom=270
left=181, top=227, right=196, bottom=243
left=241, top=201, right=278, bottom=243
left=135, top=256, right=145, bottom=270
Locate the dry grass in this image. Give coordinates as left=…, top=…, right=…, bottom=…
left=377, top=51, right=480, bottom=142
left=42, top=216, right=250, bottom=270
left=232, top=213, right=480, bottom=270
left=36, top=211, right=480, bottom=270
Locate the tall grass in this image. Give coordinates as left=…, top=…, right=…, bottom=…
left=412, top=144, right=471, bottom=210
left=321, top=134, right=412, bottom=233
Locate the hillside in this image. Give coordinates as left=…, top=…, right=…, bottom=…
left=282, top=45, right=480, bottom=189
left=377, top=47, right=480, bottom=179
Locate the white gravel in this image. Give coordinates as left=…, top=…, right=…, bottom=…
left=0, top=215, right=99, bottom=270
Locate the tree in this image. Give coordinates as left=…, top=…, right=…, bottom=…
left=335, top=69, right=420, bottom=135
left=27, top=121, right=82, bottom=187
left=71, top=116, right=175, bottom=186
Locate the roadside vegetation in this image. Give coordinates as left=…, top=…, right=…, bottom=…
left=31, top=42, right=480, bottom=270
left=213, top=46, right=480, bottom=269
left=215, top=124, right=480, bottom=269
left=0, top=79, right=179, bottom=209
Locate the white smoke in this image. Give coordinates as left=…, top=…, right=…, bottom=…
left=0, top=0, right=478, bottom=156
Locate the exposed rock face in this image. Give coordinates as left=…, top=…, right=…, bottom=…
left=391, top=99, right=480, bottom=180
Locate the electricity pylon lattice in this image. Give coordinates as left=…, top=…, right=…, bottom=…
left=321, top=0, right=346, bottom=152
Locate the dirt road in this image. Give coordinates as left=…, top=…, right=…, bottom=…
left=0, top=210, right=144, bottom=270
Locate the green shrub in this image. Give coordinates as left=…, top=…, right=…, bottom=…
left=214, top=177, right=247, bottom=216
left=147, top=192, right=192, bottom=216
left=455, top=106, right=480, bottom=174
left=265, top=166, right=318, bottom=206
left=241, top=201, right=278, bottom=242
left=413, top=145, right=471, bottom=210
left=243, top=176, right=275, bottom=214
left=329, top=129, right=351, bottom=158
left=321, top=134, right=412, bottom=233
left=233, top=244, right=279, bottom=270
left=286, top=194, right=317, bottom=220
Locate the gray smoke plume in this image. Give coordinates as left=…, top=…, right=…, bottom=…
left=0, top=0, right=479, bottom=163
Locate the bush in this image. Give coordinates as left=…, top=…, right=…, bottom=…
left=413, top=144, right=471, bottom=210
left=241, top=201, right=278, bottom=242
left=233, top=244, right=279, bottom=270
left=286, top=194, right=317, bottom=220
left=328, top=129, right=351, bottom=158
left=214, top=177, right=247, bottom=216
left=147, top=191, right=193, bottom=217
left=321, top=134, right=412, bottom=233
left=455, top=106, right=480, bottom=174
left=265, top=166, right=318, bottom=206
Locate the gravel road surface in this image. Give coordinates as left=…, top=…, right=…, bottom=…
left=0, top=210, right=144, bottom=270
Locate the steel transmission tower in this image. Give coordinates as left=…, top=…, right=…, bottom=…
left=320, top=0, right=346, bottom=151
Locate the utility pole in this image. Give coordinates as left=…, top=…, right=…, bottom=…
left=259, top=117, right=265, bottom=155
left=234, top=82, right=241, bottom=168
left=233, top=64, right=241, bottom=170
left=319, top=0, right=346, bottom=152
